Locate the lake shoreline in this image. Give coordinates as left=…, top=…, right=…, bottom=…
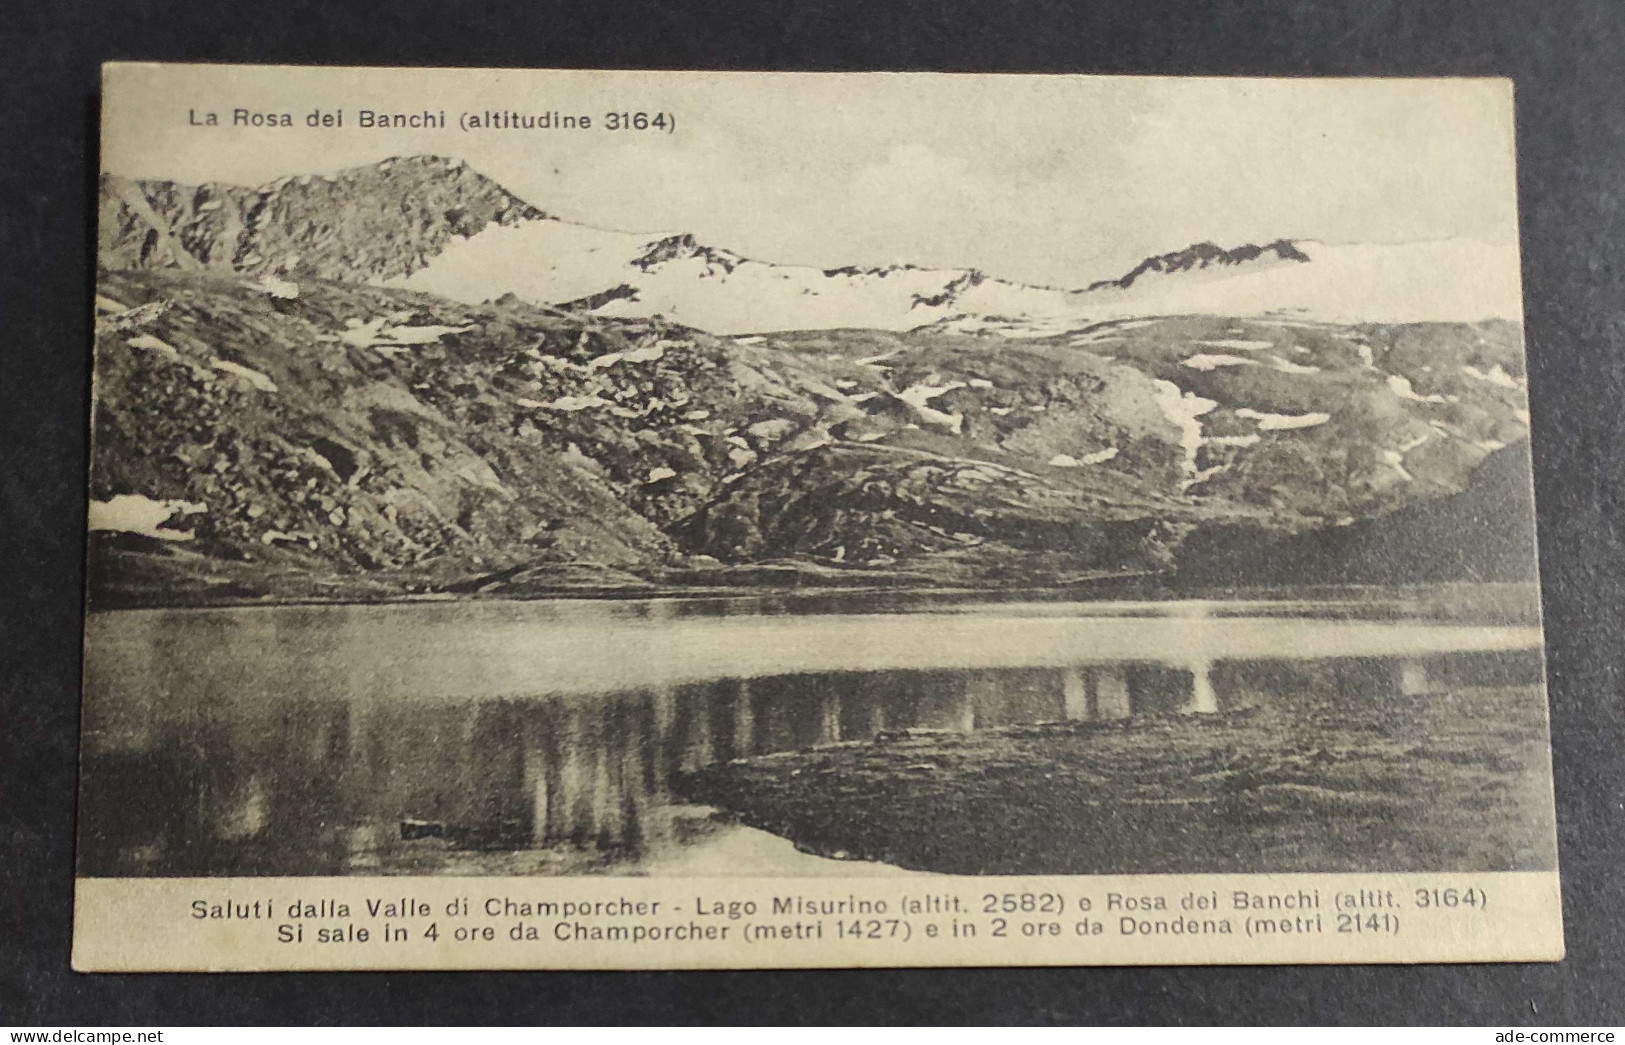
left=675, top=682, right=1558, bottom=877
left=77, top=591, right=1554, bottom=878
left=82, top=571, right=1544, bottom=625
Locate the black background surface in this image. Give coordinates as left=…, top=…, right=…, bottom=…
left=3, top=0, right=1623, bottom=1025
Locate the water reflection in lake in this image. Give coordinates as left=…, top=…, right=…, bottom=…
left=77, top=595, right=1551, bottom=877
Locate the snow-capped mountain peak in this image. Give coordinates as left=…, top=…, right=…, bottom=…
left=386, top=210, right=997, bottom=334
left=101, top=155, right=1524, bottom=335
left=1090, top=239, right=1312, bottom=291
left=1074, top=238, right=1523, bottom=327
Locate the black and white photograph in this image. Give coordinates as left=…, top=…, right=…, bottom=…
left=70, top=65, right=1560, bottom=969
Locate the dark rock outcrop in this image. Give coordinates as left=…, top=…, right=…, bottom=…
left=1090, top=239, right=1311, bottom=290
left=99, top=156, right=546, bottom=283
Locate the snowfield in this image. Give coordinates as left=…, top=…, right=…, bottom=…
left=88, top=494, right=206, bottom=541
left=387, top=211, right=1523, bottom=335
left=1078, top=240, right=1523, bottom=326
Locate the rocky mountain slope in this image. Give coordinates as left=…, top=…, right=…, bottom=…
left=99, top=156, right=546, bottom=283
left=86, top=158, right=1537, bottom=605
left=1088, top=239, right=1311, bottom=290
left=104, top=157, right=1523, bottom=337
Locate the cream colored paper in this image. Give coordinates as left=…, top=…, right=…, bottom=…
left=79, top=63, right=1558, bottom=971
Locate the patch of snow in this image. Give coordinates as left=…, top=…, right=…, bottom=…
left=733, top=335, right=766, bottom=345
left=1076, top=320, right=1156, bottom=338
left=1180, top=464, right=1231, bottom=492
left=126, top=334, right=180, bottom=360
left=1476, top=438, right=1509, bottom=452
left=1235, top=407, right=1331, bottom=430
left=252, top=273, right=300, bottom=299
left=1267, top=355, right=1321, bottom=374
left=683, top=409, right=711, bottom=420
left=1152, top=380, right=1218, bottom=474
left=988, top=407, right=1012, bottom=416
left=747, top=418, right=795, bottom=441
left=1197, top=339, right=1275, bottom=351
left=1461, top=363, right=1525, bottom=390
left=210, top=359, right=278, bottom=393
left=897, top=379, right=965, bottom=407
left=968, top=378, right=994, bottom=389
left=88, top=494, right=205, bottom=542
left=379, top=323, right=474, bottom=345
left=786, top=428, right=835, bottom=452
left=1203, top=433, right=1262, bottom=447
left=558, top=442, right=604, bottom=475
left=540, top=394, right=610, bottom=412
left=1381, top=449, right=1414, bottom=481
left=1397, top=432, right=1431, bottom=453
left=589, top=352, right=624, bottom=369
left=621, top=344, right=666, bottom=364
left=1387, top=374, right=1448, bottom=404
left=646, top=466, right=677, bottom=483
left=895, top=379, right=966, bottom=434
left=336, top=317, right=474, bottom=349
left=1048, top=449, right=1115, bottom=469
left=1182, top=353, right=1256, bottom=371
left=95, top=295, right=129, bottom=314
left=1355, top=343, right=1375, bottom=367
left=909, top=405, right=963, bottom=434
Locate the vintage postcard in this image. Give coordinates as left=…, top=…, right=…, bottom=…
left=75, top=63, right=1560, bottom=970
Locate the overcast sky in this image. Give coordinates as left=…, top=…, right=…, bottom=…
left=104, top=65, right=1520, bottom=288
